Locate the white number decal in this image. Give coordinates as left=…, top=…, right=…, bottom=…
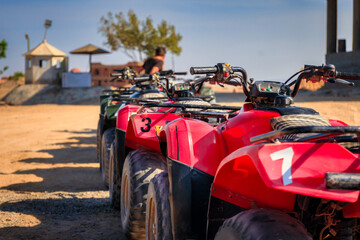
left=270, top=147, right=294, bottom=186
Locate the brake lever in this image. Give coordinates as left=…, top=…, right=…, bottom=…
left=327, top=78, right=355, bottom=87
left=110, top=77, right=119, bottom=82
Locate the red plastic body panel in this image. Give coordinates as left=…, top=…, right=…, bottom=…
left=156, top=100, right=176, bottom=113
left=125, top=113, right=181, bottom=151
left=116, top=105, right=141, bottom=131
left=343, top=199, right=360, bottom=218
left=329, top=119, right=349, bottom=126
left=212, top=143, right=360, bottom=210
left=161, top=118, right=228, bottom=176
left=220, top=110, right=281, bottom=154
left=239, top=102, right=254, bottom=112
left=212, top=151, right=296, bottom=211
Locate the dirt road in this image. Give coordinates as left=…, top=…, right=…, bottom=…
left=0, top=105, right=125, bottom=240
left=0, top=102, right=359, bottom=239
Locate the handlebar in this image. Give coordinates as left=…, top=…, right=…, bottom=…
left=190, top=67, right=218, bottom=75
left=173, top=71, right=187, bottom=75
left=110, top=73, right=124, bottom=77
left=190, top=65, right=247, bottom=75
left=190, top=63, right=249, bottom=98
left=290, top=64, right=360, bottom=97
left=159, top=70, right=187, bottom=76
left=133, top=75, right=152, bottom=82
left=336, top=71, right=360, bottom=81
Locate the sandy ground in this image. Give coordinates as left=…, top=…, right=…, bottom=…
left=0, top=105, right=125, bottom=240
left=0, top=102, right=359, bottom=239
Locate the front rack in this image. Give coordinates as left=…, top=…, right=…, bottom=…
left=176, top=111, right=238, bottom=119
left=110, top=97, right=169, bottom=104
left=141, top=102, right=241, bottom=112
left=101, top=88, right=137, bottom=96
left=250, top=126, right=360, bottom=144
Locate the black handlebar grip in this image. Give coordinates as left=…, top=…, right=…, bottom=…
left=336, top=72, right=360, bottom=81
left=190, top=66, right=218, bottom=75
left=159, top=70, right=174, bottom=76
left=173, top=71, right=187, bottom=75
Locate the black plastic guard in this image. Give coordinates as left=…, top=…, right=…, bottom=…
left=206, top=196, right=244, bottom=239
left=99, top=114, right=104, bottom=136
left=167, top=158, right=213, bottom=240
left=255, top=106, right=318, bottom=115
left=115, top=129, right=126, bottom=176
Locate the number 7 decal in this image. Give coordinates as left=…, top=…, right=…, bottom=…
left=270, top=147, right=294, bottom=186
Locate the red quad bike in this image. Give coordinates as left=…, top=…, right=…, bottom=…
left=108, top=71, right=197, bottom=206
left=143, top=63, right=360, bottom=240
left=100, top=69, right=185, bottom=188
left=109, top=72, right=239, bottom=239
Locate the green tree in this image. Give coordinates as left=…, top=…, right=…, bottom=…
left=99, top=10, right=182, bottom=61
left=9, top=72, right=24, bottom=81
left=0, top=39, right=8, bottom=75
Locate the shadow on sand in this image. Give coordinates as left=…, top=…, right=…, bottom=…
left=0, top=128, right=126, bottom=239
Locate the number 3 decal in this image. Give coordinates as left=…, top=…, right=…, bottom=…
left=141, top=117, right=151, bottom=132
left=270, top=147, right=294, bottom=186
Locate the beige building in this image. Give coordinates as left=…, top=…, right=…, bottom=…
left=23, top=40, right=68, bottom=84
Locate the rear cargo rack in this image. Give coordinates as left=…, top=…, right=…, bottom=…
left=250, top=126, right=360, bottom=144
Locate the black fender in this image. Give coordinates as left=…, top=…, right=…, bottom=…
left=115, top=128, right=126, bottom=177
left=167, top=157, right=213, bottom=240
left=99, top=114, right=104, bottom=136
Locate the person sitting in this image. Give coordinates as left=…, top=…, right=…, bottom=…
left=137, top=46, right=166, bottom=74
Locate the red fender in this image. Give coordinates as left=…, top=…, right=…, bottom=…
left=220, top=110, right=281, bottom=154
left=329, top=119, right=349, bottom=126
left=160, top=118, right=227, bottom=176
left=212, top=143, right=360, bottom=211
left=125, top=112, right=181, bottom=151
left=116, top=105, right=142, bottom=131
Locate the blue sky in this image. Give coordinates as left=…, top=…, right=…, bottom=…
left=0, top=0, right=354, bottom=80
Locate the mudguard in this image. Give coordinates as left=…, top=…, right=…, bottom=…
left=115, top=104, right=141, bottom=131
left=212, top=143, right=360, bottom=212
left=159, top=118, right=227, bottom=239
left=105, top=103, right=122, bottom=121
left=160, top=118, right=227, bottom=176
left=125, top=112, right=181, bottom=152
left=220, top=110, right=281, bottom=153
left=100, top=97, right=111, bottom=115
left=99, top=114, right=104, bottom=136
left=114, top=104, right=141, bottom=177
left=329, top=119, right=349, bottom=126
left=115, top=128, right=126, bottom=177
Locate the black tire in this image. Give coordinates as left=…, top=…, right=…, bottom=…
left=215, top=209, right=312, bottom=240
left=109, top=139, right=120, bottom=210
left=146, top=172, right=172, bottom=240
left=101, top=128, right=115, bottom=187
left=121, top=149, right=166, bottom=240
left=96, top=118, right=102, bottom=166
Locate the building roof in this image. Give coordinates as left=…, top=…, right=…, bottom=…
left=23, top=40, right=67, bottom=57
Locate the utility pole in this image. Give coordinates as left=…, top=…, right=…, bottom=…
left=25, top=34, right=30, bottom=51
left=43, top=19, right=52, bottom=41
